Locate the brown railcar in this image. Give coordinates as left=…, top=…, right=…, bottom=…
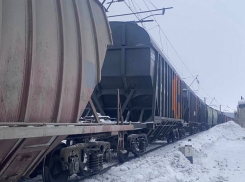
left=0, top=1, right=131, bottom=182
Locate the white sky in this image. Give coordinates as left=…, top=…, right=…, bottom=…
left=102, top=0, right=245, bottom=112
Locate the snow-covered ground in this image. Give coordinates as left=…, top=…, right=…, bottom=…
left=84, top=121, right=245, bottom=182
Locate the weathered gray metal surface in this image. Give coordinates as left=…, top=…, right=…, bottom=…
left=207, top=106, right=213, bottom=126
left=88, top=21, right=227, bottom=129
left=212, top=109, right=218, bottom=125
left=0, top=136, right=66, bottom=182
left=0, top=0, right=112, bottom=124
left=0, top=0, right=112, bottom=181
left=0, top=124, right=134, bottom=140
left=90, top=22, right=182, bottom=123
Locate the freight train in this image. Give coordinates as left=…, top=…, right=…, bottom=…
left=0, top=1, right=233, bottom=182
left=85, top=21, right=233, bottom=130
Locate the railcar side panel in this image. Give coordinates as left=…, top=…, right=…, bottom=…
left=213, top=109, right=218, bottom=125
left=0, top=1, right=112, bottom=181
left=207, top=106, right=213, bottom=126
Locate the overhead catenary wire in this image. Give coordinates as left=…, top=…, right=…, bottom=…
left=147, top=25, right=158, bottom=31
left=123, top=1, right=146, bottom=28
left=125, top=3, right=183, bottom=79
left=146, top=0, right=158, bottom=9
left=142, top=0, right=235, bottom=112
left=132, top=0, right=142, bottom=10
left=158, top=26, right=164, bottom=52
left=131, top=0, right=144, bottom=18
left=142, top=0, right=200, bottom=88
left=142, top=0, right=191, bottom=80
left=131, top=0, right=150, bottom=27
left=130, top=0, right=143, bottom=21
left=121, top=1, right=182, bottom=76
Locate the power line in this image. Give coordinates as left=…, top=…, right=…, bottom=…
left=147, top=0, right=157, bottom=9
left=130, top=0, right=143, bottom=21
left=123, top=1, right=181, bottom=75
left=147, top=25, right=158, bottom=31
left=123, top=1, right=180, bottom=74
left=143, top=0, right=196, bottom=80
left=158, top=26, right=164, bottom=51
left=141, top=0, right=232, bottom=111
left=131, top=0, right=144, bottom=17
left=128, top=0, right=130, bottom=8
left=132, top=0, right=142, bottom=10
left=131, top=0, right=149, bottom=27
left=199, top=84, right=210, bottom=97
left=123, top=1, right=146, bottom=28
left=142, top=0, right=185, bottom=77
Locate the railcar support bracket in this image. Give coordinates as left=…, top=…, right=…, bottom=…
left=89, top=99, right=101, bottom=123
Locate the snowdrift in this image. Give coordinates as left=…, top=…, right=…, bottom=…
left=84, top=121, right=245, bottom=182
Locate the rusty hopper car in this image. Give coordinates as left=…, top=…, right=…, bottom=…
left=0, top=1, right=133, bottom=182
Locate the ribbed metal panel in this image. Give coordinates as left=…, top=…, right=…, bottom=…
left=0, top=0, right=112, bottom=123
left=0, top=1, right=112, bottom=181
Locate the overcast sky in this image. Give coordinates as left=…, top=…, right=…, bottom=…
left=103, top=0, right=245, bottom=112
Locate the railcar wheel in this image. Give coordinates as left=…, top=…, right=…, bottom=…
left=42, top=144, right=69, bottom=182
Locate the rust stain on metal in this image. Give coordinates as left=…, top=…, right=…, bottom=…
left=0, top=0, right=112, bottom=124
left=52, top=0, right=65, bottom=123
left=0, top=0, right=112, bottom=181
left=19, top=0, right=33, bottom=123
left=72, top=0, right=83, bottom=123
left=0, top=136, right=66, bottom=182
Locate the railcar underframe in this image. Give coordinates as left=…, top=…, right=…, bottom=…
left=0, top=122, right=134, bottom=182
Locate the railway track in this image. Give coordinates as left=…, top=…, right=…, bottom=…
left=70, top=132, right=193, bottom=182
left=21, top=142, right=168, bottom=182
left=21, top=133, right=192, bottom=182
left=69, top=141, right=171, bottom=182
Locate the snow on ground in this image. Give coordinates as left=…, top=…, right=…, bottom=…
left=83, top=121, right=245, bottom=182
